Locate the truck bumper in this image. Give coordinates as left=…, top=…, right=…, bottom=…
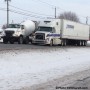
left=2, top=36, right=19, bottom=41
left=33, top=39, right=49, bottom=45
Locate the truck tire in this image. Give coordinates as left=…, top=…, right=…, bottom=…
left=61, top=40, right=67, bottom=46
left=10, top=40, right=14, bottom=44
left=61, top=40, right=64, bottom=46
left=23, top=37, right=29, bottom=44
left=84, top=41, right=87, bottom=46
left=18, top=36, right=23, bottom=44
left=30, top=40, right=33, bottom=44
left=3, top=38, right=8, bottom=44
left=82, top=41, right=84, bottom=46
left=64, top=40, right=67, bottom=46
left=77, top=41, right=81, bottom=46
left=50, top=40, right=53, bottom=46
left=79, top=41, right=82, bottom=46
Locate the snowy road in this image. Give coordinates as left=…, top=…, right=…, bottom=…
left=21, top=69, right=90, bottom=90
left=0, top=42, right=90, bottom=90
left=0, top=40, right=90, bottom=51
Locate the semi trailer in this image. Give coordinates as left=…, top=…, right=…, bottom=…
left=3, top=20, right=37, bottom=44
left=33, top=19, right=90, bottom=46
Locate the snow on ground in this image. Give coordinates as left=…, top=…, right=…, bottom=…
left=0, top=47, right=90, bottom=90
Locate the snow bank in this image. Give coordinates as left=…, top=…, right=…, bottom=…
left=0, top=47, right=90, bottom=90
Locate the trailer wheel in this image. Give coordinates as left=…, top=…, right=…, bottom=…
left=82, top=41, right=84, bottom=46
left=18, top=36, right=23, bottom=44
left=81, top=41, right=85, bottom=46
left=79, top=41, right=82, bottom=46
left=77, top=41, right=81, bottom=46
left=84, top=41, right=87, bottom=46
left=50, top=40, right=53, bottom=46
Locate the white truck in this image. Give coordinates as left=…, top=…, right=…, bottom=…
left=33, top=19, right=90, bottom=46
left=3, top=20, right=37, bottom=44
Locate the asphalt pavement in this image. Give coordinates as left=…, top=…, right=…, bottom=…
left=21, top=69, right=90, bottom=90
left=0, top=41, right=90, bottom=51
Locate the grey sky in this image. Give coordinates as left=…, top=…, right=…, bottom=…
left=0, top=0, right=90, bottom=27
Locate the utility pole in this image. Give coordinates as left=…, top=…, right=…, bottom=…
left=86, top=16, right=88, bottom=24
left=55, top=7, right=56, bottom=18
left=5, top=0, right=11, bottom=27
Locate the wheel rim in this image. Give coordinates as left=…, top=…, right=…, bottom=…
left=80, top=41, right=82, bottom=46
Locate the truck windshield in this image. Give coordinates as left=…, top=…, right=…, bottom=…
left=38, top=27, right=52, bottom=32
left=8, top=24, right=20, bottom=28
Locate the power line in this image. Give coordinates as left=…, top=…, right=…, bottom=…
left=1, top=7, right=90, bottom=20
left=9, top=9, right=46, bottom=19
left=32, top=0, right=65, bottom=11
left=32, top=0, right=56, bottom=7
left=0, top=7, right=46, bottom=19
left=0, top=7, right=50, bottom=19
left=9, top=5, right=54, bottom=17
left=32, top=0, right=90, bottom=21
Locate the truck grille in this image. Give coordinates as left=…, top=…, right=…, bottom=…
left=5, top=31, right=14, bottom=36
left=35, top=33, right=45, bottom=40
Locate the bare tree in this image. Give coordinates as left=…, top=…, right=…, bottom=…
left=58, top=11, right=80, bottom=22
left=2, top=24, right=7, bottom=29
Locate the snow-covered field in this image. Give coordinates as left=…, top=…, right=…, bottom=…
left=0, top=45, right=90, bottom=90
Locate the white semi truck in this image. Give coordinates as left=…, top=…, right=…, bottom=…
left=33, top=19, right=90, bottom=46
left=3, top=20, right=36, bottom=44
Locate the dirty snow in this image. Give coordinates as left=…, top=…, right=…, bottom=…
left=0, top=46, right=90, bottom=90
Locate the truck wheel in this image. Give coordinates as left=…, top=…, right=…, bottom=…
left=82, top=41, right=84, bottom=46
left=3, top=38, right=8, bottom=44
left=61, top=40, right=64, bottom=46
left=24, top=37, right=29, bottom=44
left=61, top=40, right=66, bottom=46
left=50, top=40, right=53, bottom=46
left=84, top=41, right=87, bottom=46
left=77, top=41, right=79, bottom=46
left=18, top=36, right=23, bottom=44
left=64, top=40, right=67, bottom=46
left=79, top=41, right=82, bottom=46
left=10, top=40, right=14, bottom=44
left=30, top=40, right=33, bottom=44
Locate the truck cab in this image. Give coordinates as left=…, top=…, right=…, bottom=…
left=3, top=20, right=36, bottom=44
left=3, top=24, right=21, bottom=44
left=33, top=19, right=61, bottom=46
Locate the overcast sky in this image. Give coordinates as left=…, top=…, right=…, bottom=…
left=0, top=0, right=90, bottom=27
